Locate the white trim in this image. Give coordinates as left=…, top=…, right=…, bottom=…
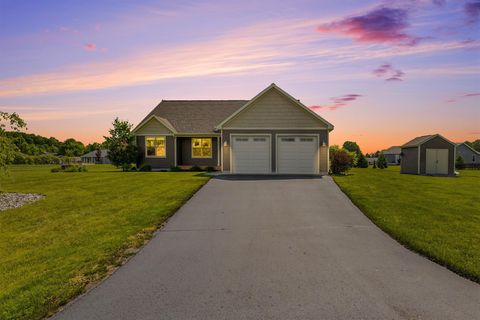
left=458, top=142, right=480, bottom=155
left=145, top=135, right=167, bottom=158
left=229, top=133, right=272, bottom=174
left=217, top=137, right=221, bottom=167
left=174, top=133, right=220, bottom=137
left=215, top=84, right=334, bottom=131
left=174, top=137, right=177, bottom=166
left=275, top=134, right=320, bottom=174
left=135, top=133, right=174, bottom=136
left=417, top=146, right=421, bottom=174
left=221, top=127, right=329, bottom=130
left=220, top=130, right=224, bottom=171
left=132, top=115, right=177, bottom=134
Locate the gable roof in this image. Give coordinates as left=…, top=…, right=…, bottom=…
left=215, top=83, right=334, bottom=130
left=81, top=149, right=109, bottom=158
left=382, top=146, right=401, bottom=155
left=135, top=100, right=247, bottom=134
left=401, top=134, right=455, bottom=148
left=456, top=142, right=480, bottom=154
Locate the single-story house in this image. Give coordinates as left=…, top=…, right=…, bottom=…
left=132, top=84, right=334, bottom=174
left=456, top=142, right=480, bottom=168
left=81, top=149, right=111, bottom=164
left=382, top=146, right=401, bottom=164
left=400, top=134, right=455, bottom=176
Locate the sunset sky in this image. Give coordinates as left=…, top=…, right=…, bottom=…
left=1, top=0, right=479, bottom=152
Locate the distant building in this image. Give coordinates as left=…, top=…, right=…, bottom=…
left=456, top=143, right=480, bottom=168
left=81, top=149, right=111, bottom=164
left=382, top=146, right=401, bottom=164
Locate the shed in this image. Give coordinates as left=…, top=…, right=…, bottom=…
left=382, top=146, right=401, bottom=164
left=400, top=134, right=455, bottom=176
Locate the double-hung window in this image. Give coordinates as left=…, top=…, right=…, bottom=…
left=146, top=137, right=166, bottom=157
left=192, top=138, right=212, bottom=158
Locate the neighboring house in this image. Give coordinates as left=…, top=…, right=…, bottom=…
left=366, top=157, right=378, bottom=165
left=400, top=134, right=455, bottom=176
left=382, top=146, right=401, bottom=164
left=81, top=149, right=111, bottom=164
left=456, top=142, right=480, bottom=168
left=132, top=84, right=334, bottom=174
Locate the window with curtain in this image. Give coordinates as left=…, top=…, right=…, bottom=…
left=146, top=137, right=166, bottom=157
left=192, top=138, right=212, bottom=158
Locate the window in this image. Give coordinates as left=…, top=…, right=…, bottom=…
left=253, top=138, right=266, bottom=142
left=235, top=138, right=248, bottom=142
left=146, top=137, right=166, bottom=157
left=300, top=138, right=314, bottom=142
left=192, top=138, right=212, bottom=158
left=281, top=138, right=295, bottom=142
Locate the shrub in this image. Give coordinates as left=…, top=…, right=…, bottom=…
left=330, top=148, right=352, bottom=174
left=189, top=165, right=203, bottom=172
left=169, top=166, right=181, bottom=172
left=377, top=153, right=388, bottom=169
left=130, top=166, right=137, bottom=172
left=51, top=165, right=87, bottom=173
left=206, top=166, right=216, bottom=172
left=139, top=164, right=152, bottom=172
left=455, top=155, right=465, bottom=170
left=50, top=168, right=60, bottom=173
left=372, top=160, right=377, bottom=169
left=357, top=153, right=369, bottom=168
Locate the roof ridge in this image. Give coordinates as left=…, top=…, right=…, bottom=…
left=161, top=99, right=249, bottom=102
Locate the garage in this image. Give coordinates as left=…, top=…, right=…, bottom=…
left=231, top=135, right=271, bottom=174
left=277, top=135, right=318, bottom=174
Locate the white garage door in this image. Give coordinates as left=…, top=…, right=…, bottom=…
left=277, top=136, right=318, bottom=174
left=426, top=149, right=449, bottom=175
left=231, top=135, right=270, bottom=174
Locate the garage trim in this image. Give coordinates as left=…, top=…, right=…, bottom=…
left=276, top=134, right=320, bottom=175
left=230, top=133, right=272, bottom=174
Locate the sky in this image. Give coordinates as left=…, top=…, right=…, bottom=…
left=0, top=0, right=479, bottom=152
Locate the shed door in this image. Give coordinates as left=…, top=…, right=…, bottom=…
left=231, top=135, right=270, bottom=174
left=277, top=136, right=318, bottom=174
left=426, top=149, right=449, bottom=175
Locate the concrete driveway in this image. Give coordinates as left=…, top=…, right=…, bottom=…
left=53, top=176, right=479, bottom=320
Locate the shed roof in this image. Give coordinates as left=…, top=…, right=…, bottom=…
left=138, top=100, right=248, bottom=133
left=402, top=134, right=455, bottom=148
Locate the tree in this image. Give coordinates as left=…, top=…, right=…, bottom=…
left=377, top=153, right=388, bottom=169
left=466, top=140, right=480, bottom=152
left=0, top=112, right=27, bottom=177
left=455, top=155, right=465, bottom=170
left=95, top=149, right=102, bottom=163
left=342, top=141, right=361, bottom=155
left=60, top=138, right=85, bottom=156
left=357, top=152, right=369, bottom=168
left=86, top=142, right=103, bottom=153
left=330, top=147, right=353, bottom=174
left=104, top=118, right=137, bottom=171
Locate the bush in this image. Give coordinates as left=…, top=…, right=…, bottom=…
left=377, top=153, right=388, bottom=169
left=206, top=166, right=216, bottom=172
left=330, top=148, right=352, bottom=174
left=139, top=164, right=152, bottom=172
left=357, top=153, right=369, bottom=168
left=372, top=160, right=377, bottom=169
left=51, top=165, right=87, bottom=173
left=189, top=165, right=203, bottom=172
left=130, top=166, right=137, bottom=172
left=50, top=168, right=60, bottom=173
left=170, top=166, right=181, bottom=172
left=455, top=155, right=465, bottom=170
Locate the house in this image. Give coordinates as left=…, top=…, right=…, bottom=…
left=132, top=84, right=334, bottom=174
left=81, top=149, right=111, bottom=164
left=456, top=142, right=480, bottom=168
left=382, top=146, right=401, bottom=164
left=400, top=134, right=455, bottom=176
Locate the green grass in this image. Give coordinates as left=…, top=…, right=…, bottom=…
left=333, top=166, right=480, bottom=283
left=0, top=165, right=209, bottom=320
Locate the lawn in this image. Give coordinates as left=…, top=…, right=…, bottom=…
left=333, top=166, right=480, bottom=283
left=0, top=165, right=209, bottom=320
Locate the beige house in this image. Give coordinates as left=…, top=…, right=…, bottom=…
left=132, top=84, right=334, bottom=174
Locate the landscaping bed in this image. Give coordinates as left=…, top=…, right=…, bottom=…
left=0, top=193, right=44, bottom=211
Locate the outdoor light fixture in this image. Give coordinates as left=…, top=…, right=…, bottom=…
left=223, top=141, right=229, bottom=147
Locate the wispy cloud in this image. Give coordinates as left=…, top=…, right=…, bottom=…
left=465, top=1, right=480, bottom=24
left=309, top=94, right=362, bottom=111
left=373, top=63, right=405, bottom=81
left=317, top=7, right=419, bottom=46
left=446, top=92, right=480, bottom=103
left=83, top=43, right=97, bottom=51
left=0, top=105, right=128, bottom=121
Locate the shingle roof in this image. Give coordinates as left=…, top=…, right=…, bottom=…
left=382, top=146, right=402, bottom=155
left=81, top=149, right=109, bottom=158
left=401, top=135, right=436, bottom=148
left=140, top=100, right=248, bottom=133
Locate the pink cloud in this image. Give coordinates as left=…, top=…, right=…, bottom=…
left=317, top=7, right=418, bottom=46
left=446, top=92, right=480, bottom=103
left=373, top=63, right=405, bottom=81
left=84, top=43, right=97, bottom=51
left=309, top=94, right=362, bottom=111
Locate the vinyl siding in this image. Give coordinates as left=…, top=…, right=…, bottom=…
left=223, top=89, right=327, bottom=129
left=177, top=137, right=219, bottom=167
left=135, top=117, right=172, bottom=135
left=420, top=136, right=455, bottom=175
left=400, top=147, right=418, bottom=174
left=456, top=144, right=479, bottom=165
left=136, top=136, right=175, bottom=169
left=222, top=129, right=329, bottom=173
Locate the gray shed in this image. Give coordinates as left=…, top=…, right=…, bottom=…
left=400, top=134, right=455, bottom=176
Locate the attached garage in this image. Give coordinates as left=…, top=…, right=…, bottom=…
left=400, top=134, right=456, bottom=176
left=231, top=135, right=271, bottom=174
left=277, top=135, right=319, bottom=174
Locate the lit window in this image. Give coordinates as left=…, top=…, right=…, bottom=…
left=192, top=138, right=212, bottom=158
left=146, top=137, right=166, bottom=157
